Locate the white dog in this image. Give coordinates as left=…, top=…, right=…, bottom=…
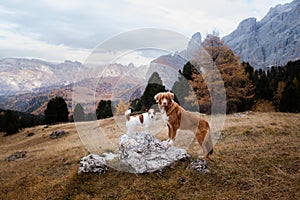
left=125, top=109, right=156, bottom=134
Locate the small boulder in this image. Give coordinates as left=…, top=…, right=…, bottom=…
left=6, top=151, right=27, bottom=161
left=50, top=130, right=66, bottom=139
left=78, top=154, right=108, bottom=174
left=26, top=132, right=34, bottom=137
left=187, top=159, right=210, bottom=174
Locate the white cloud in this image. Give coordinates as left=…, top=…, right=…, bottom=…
left=123, top=0, right=293, bottom=36
left=0, top=5, right=16, bottom=15
left=0, top=24, right=90, bottom=62
left=0, top=0, right=294, bottom=62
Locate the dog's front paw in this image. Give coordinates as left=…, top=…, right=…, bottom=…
left=162, top=139, right=173, bottom=148
left=162, top=140, right=168, bottom=146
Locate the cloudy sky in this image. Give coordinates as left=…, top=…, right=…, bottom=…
left=0, top=0, right=293, bottom=64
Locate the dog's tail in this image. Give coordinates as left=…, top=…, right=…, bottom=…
left=125, top=109, right=131, bottom=121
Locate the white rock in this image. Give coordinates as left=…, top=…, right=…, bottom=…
left=118, top=132, right=190, bottom=173
left=187, top=159, right=210, bottom=174
left=78, top=154, right=108, bottom=174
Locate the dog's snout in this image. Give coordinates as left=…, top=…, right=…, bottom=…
left=162, top=98, right=168, bottom=106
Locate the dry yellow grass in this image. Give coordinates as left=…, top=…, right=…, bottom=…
left=0, top=112, right=299, bottom=199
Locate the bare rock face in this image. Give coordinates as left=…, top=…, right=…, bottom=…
left=223, top=0, right=300, bottom=69
left=146, top=32, right=203, bottom=89
left=118, top=132, right=190, bottom=173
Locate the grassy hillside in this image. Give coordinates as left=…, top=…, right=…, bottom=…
left=0, top=112, right=299, bottom=199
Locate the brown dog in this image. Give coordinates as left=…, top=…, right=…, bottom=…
left=154, top=91, right=213, bottom=158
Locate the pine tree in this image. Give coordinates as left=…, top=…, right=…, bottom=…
left=280, top=77, right=300, bottom=112
left=96, top=100, right=106, bottom=119
left=255, top=70, right=274, bottom=101
left=73, top=103, right=85, bottom=122
left=138, top=72, right=166, bottom=110
left=3, top=110, right=21, bottom=135
left=104, top=100, right=113, bottom=118
left=96, top=100, right=114, bottom=119
left=44, top=97, right=69, bottom=124
left=0, top=111, right=5, bottom=132
left=181, top=61, right=199, bottom=81
left=172, top=71, right=197, bottom=111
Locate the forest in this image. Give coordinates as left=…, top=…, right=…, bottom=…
left=129, top=35, right=300, bottom=114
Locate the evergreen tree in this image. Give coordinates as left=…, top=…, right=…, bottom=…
left=138, top=72, right=166, bottom=110
left=105, top=100, right=114, bottom=118
left=2, top=110, right=21, bottom=135
left=73, top=103, right=85, bottom=122
left=96, top=100, right=114, bottom=119
left=172, top=71, right=197, bottom=111
left=44, top=97, right=69, bottom=124
left=0, top=111, right=5, bottom=132
left=255, top=70, right=274, bottom=101
left=248, top=60, right=300, bottom=112
left=181, top=61, right=199, bottom=80
left=280, top=77, right=300, bottom=112
left=130, top=98, right=142, bottom=112
left=242, top=62, right=255, bottom=81
left=96, top=100, right=106, bottom=119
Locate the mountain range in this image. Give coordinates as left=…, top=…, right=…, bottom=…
left=0, top=0, right=299, bottom=114
left=0, top=58, right=82, bottom=95
left=0, top=58, right=146, bottom=96
left=222, top=0, right=300, bottom=69
left=0, top=58, right=147, bottom=114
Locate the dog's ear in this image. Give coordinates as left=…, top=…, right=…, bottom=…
left=167, top=92, right=174, bottom=100
left=154, top=93, right=161, bottom=102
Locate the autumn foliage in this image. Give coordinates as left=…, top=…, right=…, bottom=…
left=174, top=34, right=254, bottom=113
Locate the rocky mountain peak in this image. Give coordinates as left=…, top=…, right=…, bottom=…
left=236, top=18, right=257, bottom=35
left=187, top=32, right=202, bottom=59
left=222, top=0, right=300, bottom=69
left=189, top=32, right=202, bottom=46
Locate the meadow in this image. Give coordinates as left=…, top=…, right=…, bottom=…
left=0, top=112, right=299, bottom=199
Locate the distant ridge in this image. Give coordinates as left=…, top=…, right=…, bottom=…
left=0, top=57, right=145, bottom=96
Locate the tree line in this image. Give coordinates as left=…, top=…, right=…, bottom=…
left=1, top=35, right=299, bottom=135
left=0, top=109, right=44, bottom=135
left=129, top=35, right=300, bottom=114
left=244, top=60, right=300, bottom=112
